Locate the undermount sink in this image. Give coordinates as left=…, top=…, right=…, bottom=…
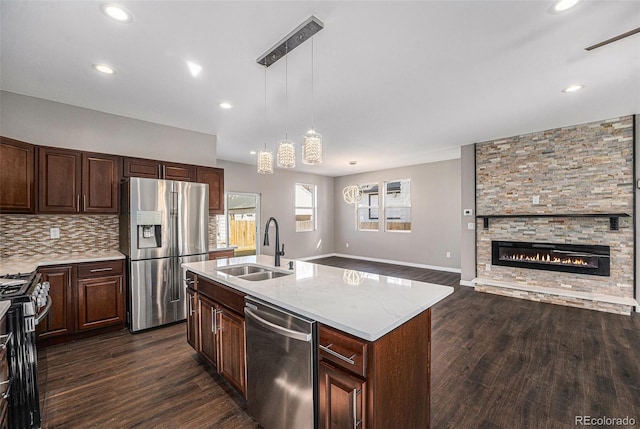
left=217, top=265, right=267, bottom=276
left=216, top=264, right=292, bottom=281
left=238, top=271, right=292, bottom=281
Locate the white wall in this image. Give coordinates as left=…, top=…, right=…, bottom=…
left=0, top=91, right=217, bottom=166
left=334, top=159, right=461, bottom=271
left=217, top=160, right=335, bottom=260
left=460, top=144, right=476, bottom=284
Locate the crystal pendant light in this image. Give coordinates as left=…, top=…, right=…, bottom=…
left=302, top=38, right=322, bottom=165
left=342, top=185, right=362, bottom=204
left=257, top=66, right=274, bottom=174
left=277, top=45, right=296, bottom=168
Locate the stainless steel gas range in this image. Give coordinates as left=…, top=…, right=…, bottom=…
left=0, top=272, right=51, bottom=428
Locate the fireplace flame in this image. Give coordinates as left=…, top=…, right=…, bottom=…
left=501, top=253, right=589, bottom=267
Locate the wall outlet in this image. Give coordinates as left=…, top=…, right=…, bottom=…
left=532, top=195, right=540, bottom=204
left=50, top=227, right=60, bottom=239
left=463, top=209, right=473, bottom=216
left=345, top=242, right=349, bottom=248
left=485, top=263, right=491, bottom=271
left=467, top=222, right=476, bottom=230
left=446, top=251, right=451, bottom=258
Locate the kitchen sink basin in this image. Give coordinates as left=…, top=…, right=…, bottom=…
left=216, top=264, right=292, bottom=281
left=217, top=265, right=267, bottom=276
left=237, top=271, right=292, bottom=281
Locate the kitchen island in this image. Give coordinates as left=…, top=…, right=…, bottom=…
left=183, top=255, right=454, bottom=429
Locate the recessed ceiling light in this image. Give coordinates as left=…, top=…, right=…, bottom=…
left=562, top=84, right=584, bottom=93
left=100, top=3, right=133, bottom=23
left=92, top=63, right=116, bottom=75
left=553, top=0, right=579, bottom=12
left=219, top=102, right=232, bottom=109
left=186, top=61, right=202, bottom=77
left=249, top=151, right=257, bottom=155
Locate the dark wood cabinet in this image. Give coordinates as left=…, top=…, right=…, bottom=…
left=82, top=152, right=121, bottom=213
left=319, top=361, right=365, bottom=429
left=198, top=294, right=218, bottom=367
left=37, top=147, right=82, bottom=213
left=0, top=137, right=35, bottom=213
left=186, top=286, right=199, bottom=351
left=123, top=157, right=195, bottom=181
left=208, top=249, right=234, bottom=260
left=37, top=147, right=120, bottom=214
left=38, top=260, right=125, bottom=346
left=37, top=265, right=74, bottom=339
left=186, top=272, right=247, bottom=397
left=195, top=166, right=224, bottom=214
left=218, top=307, right=246, bottom=395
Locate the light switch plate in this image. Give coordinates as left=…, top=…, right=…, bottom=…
left=50, top=227, right=60, bottom=239
left=467, top=222, right=476, bottom=230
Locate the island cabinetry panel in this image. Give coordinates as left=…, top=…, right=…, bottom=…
left=195, top=166, right=224, bottom=214
left=37, top=260, right=125, bottom=346
left=0, top=137, right=35, bottom=213
left=208, top=249, right=234, bottom=260
left=319, top=308, right=432, bottom=429
left=123, top=157, right=195, bottom=181
left=36, top=265, right=74, bottom=339
left=38, top=147, right=120, bottom=214
left=186, top=272, right=247, bottom=397
left=186, top=272, right=199, bottom=350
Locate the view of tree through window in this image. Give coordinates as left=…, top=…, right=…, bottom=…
left=295, top=184, right=316, bottom=232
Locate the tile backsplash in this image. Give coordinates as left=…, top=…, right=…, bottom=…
left=0, top=214, right=219, bottom=258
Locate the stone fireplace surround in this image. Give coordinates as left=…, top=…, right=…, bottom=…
left=473, top=115, right=637, bottom=315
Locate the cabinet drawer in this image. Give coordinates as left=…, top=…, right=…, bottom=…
left=197, top=277, right=244, bottom=314
left=77, top=259, right=124, bottom=278
left=319, top=325, right=368, bottom=378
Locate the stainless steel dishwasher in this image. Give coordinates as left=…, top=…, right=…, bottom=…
left=244, top=296, right=317, bottom=429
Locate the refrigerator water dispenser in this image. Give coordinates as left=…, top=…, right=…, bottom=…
left=136, top=210, right=163, bottom=249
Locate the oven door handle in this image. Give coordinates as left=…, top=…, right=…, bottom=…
left=34, top=296, right=53, bottom=326
left=0, top=377, right=12, bottom=400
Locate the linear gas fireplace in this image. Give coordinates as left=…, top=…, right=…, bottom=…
left=492, top=241, right=610, bottom=277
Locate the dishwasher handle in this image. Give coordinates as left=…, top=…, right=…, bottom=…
left=244, top=307, right=312, bottom=342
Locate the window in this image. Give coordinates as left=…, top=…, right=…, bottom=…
left=384, top=179, right=411, bottom=232
left=295, top=183, right=316, bottom=232
left=357, top=183, right=379, bottom=231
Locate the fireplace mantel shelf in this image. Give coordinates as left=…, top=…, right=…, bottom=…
left=476, top=213, right=630, bottom=231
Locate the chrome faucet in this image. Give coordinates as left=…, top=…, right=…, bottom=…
left=263, top=217, right=285, bottom=267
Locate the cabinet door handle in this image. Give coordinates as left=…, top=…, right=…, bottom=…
left=319, top=343, right=356, bottom=365
left=76, top=194, right=80, bottom=212
left=83, top=194, right=87, bottom=211
left=163, top=165, right=167, bottom=178
left=353, top=388, right=362, bottom=429
left=188, top=296, right=193, bottom=316
left=0, top=332, right=12, bottom=349
left=158, top=164, right=162, bottom=178
left=90, top=267, right=113, bottom=273
left=119, top=281, right=122, bottom=294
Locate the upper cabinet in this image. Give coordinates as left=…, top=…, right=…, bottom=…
left=38, top=147, right=120, bottom=214
left=123, top=157, right=195, bottom=182
left=196, top=166, right=224, bottom=215
left=0, top=137, right=36, bottom=214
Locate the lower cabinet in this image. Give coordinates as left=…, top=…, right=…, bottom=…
left=37, top=259, right=125, bottom=345
left=0, top=313, right=9, bottom=429
left=186, top=271, right=247, bottom=397
left=319, top=361, right=365, bottom=429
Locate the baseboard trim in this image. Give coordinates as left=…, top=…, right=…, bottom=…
left=303, top=253, right=461, bottom=273
left=459, top=280, right=475, bottom=287
left=297, top=253, right=337, bottom=262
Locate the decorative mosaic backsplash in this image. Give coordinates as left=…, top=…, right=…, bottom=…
left=0, top=215, right=120, bottom=257
left=1, top=214, right=218, bottom=258
left=475, top=115, right=635, bottom=314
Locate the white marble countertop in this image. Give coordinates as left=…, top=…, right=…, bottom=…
left=0, top=250, right=125, bottom=275
left=0, top=301, right=10, bottom=320
left=183, top=255, right=454, bottom=341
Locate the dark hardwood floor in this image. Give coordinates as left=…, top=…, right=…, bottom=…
left=38, top=257, right=640, bottom=428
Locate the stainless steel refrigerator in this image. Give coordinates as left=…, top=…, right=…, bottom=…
left=120, top=177, right=209, bottom=332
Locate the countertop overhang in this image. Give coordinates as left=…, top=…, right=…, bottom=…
left=183, top=255, right=454, bottom=341
left=0, top=250, right=125, bottom=275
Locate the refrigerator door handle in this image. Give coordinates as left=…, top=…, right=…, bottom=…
left=170, top=257, right=181, bottom=303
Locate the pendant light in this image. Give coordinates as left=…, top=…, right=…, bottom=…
left=342, top=161, right=362, bottom=204
left=277, top=45, right=296, bottom=168
left=302, top=37, right=322, bottom=165
left=257, top=65, right=274, bottom=174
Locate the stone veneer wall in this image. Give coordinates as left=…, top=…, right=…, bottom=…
left=475, top=115, right=635, bottom=314
left=0, top=214, right=218, bottom=258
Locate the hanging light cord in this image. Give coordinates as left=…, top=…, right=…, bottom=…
left=285, top=44, right=289, bottom=140
left=311, top=37, right=314, bottom=131
left=264, top=64, right=268, bottom=148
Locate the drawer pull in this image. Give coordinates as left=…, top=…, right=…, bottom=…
left=184, top=278, right=195, bottom=286
left=0, top=378, right=11, bottom=400
left=89, top=267, right=113, bottom=273
left=319, top=343, right=356, bottom=365
left=353, top=388, right=362, bottom=429
left=0, top=333, right=12, bottom=350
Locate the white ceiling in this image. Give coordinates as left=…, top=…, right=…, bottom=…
left=1, top=1, right=639, bottom=177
